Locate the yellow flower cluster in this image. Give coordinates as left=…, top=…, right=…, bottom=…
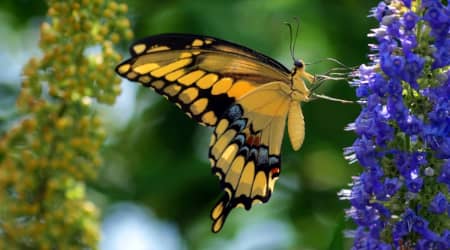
left=0, top=0, right=132, bottom=249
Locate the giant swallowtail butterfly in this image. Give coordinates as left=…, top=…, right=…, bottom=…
left=116, top=33, right=317, bottom=232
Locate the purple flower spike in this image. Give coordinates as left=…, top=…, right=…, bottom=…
left=340, top=1, right=449, bottom=248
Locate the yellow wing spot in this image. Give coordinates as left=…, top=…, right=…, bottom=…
left=132, top=44, right=146, bottom=54
left=227, top=80, right=257, bottom=99
left=178, top=70, right=206, bottom=86
left=165, top=69, right=186, bottom=82
left=179, top=52, right=192, bottom=58
left=126, top=72, right=138, bottom=79
left=163, top=84, right=182, bottom=96
left=205, top=39, right=213, bottom=45
left=212, top=216, right=224, bottom=233
left=251, top=171, right=267, bottom=198
left=215, top=119, right=229, bottom=137
left=211, top=200, right=224, bottom=220
left=192, top=39, right=204, bottom=47
left=252, top=199, right=262, bottom=206
left=224, top=187, right=232, bottom=197
left=185, top=112, right=192, bottom=118
left=225, top=156, right=245, bottom=188
left=134, top=63, right=160, bottom=74
left=147, top=45, right=170, bottom=53
left=197, top=73, right=219, bottom=89
left=236, top=203, right=245, bottom=208
left=151, top=80, right=165, bottom=90
left=179, top=87, right=199, bottom=104
left=151, top=58, right=192, bottom=78
left=202, top=111, right=218, bottom=126
left=138, top=75, right=152, bottom=84
left=267, top=172, right=279, bottom=193
left=175, top=103, right=182, bottom=109
left=192, top=50, right=201, bottom=55
left=216, top=144, right=238, bottom=174
left=117, top=64, right=131, bottom=74
left=190, top=98, right=208, bottom=115
left=210, top=134, right=216, bottom=147
left=211, top=77, right=233, bottom=95
left=212, top=129, right=237, bottom=159
left=235, top=161, right=255, bottom=197
left=209, top=158, right=215, bottom=167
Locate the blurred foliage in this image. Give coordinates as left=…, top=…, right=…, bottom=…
left=0, top=0, right=379, bottom=249
left=0, top=0, right=131, bottom=249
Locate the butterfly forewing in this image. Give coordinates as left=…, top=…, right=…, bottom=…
left=115, top=34, right=291, bottom=126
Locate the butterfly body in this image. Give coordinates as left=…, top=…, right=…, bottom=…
left=116, top=33, right=315, bottom=232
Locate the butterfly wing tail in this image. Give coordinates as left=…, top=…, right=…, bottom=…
left=210, top=193, right=233, bottom=233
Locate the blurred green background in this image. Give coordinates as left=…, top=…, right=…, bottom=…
left=0, top=0, right=377, bottom=249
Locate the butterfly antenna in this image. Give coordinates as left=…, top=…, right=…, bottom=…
left=285, top=18, right=303, bottom=62
left=284, top=22, right=296, bottom=62
left=292, top=17, right=300, bottom=60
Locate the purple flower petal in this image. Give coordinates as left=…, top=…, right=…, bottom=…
left=429, top=192, right=447, bottom=214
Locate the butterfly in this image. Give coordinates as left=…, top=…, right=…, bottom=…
left=115, top=33, right=317, bottom=233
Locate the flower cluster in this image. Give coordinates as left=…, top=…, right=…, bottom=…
left=342, top=0, right=449, bottom=249
left=0, top=0, right=132, bottom=249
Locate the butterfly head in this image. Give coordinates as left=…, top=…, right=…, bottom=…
left=294, top=59, right=304, bottom=69
left=292, top=59, right=314, bottom=83
left=290, top=59, right=315, bottom=102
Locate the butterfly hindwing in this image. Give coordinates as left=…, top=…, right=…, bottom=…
left=209, top=82, right=291, bottom=232
left=115, top=33, right=291, bottom=126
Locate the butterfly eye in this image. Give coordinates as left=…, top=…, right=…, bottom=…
left=294, top=60, right=304, bottom=68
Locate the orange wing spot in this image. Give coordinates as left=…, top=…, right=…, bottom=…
left=246, top=135, right=261, bottom=146
left=253, top=136, right=260, bottom=146
left=271, top=167, right=280, bottom=175
left=246, top=135, right=254, bottom=146
left=227, top=80, right=257, bottom=99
